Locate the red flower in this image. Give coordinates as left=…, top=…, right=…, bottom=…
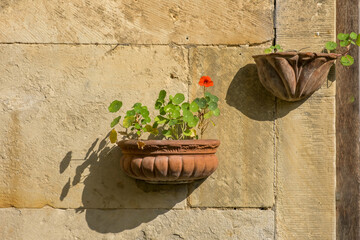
left=199, top=76, right=214, bottom=87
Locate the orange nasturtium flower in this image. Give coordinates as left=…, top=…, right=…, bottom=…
left=198, top=76, right=214, bottom=87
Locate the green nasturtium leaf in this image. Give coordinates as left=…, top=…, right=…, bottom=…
left=109, top=129, right=117, bottom=143
left=155, top=100, right=162, bottom=110
left=325, top=41, right=337, bottom=51
left=133, top=103, right=142, bottom=108
left=183, top=110, right=194, bottom=123
left=204, top=111, right=213, bottom=119
left=264, top=48, right=272, bottom=54
left=126, top=110, right=135, bottom=116
left=154, top=115, right=168, bottom=124
left=194, top=98, right=207, bottom=109
left=159, top=107, right=166, bottom=115
left=356, top=35, right=360, bottom=46
left=340, top=55, right=354, bottom=66
left=205, top=92, right=219, bottom=103
left=340, top=40, right=351, bottom=47
left=162, top=130, right=173, bottom=138
left=172, top=110, right=180, bottom=119
left=172, top=93, right=185, bottom=105
left=123, top=116, right=135, bottom=128
left=183, top=129, right=197, bottom=138
left=338, top=33, right=350, bottom=40
left=181, top=102, right=190, bottom=110
left=158, top=90, right=166, bottom=100
left=108, top=100, right=122, bottom=112
left=110, top=116, right=121, bottom=128
left=208, top=102, right=218, bottom=111
left=140, top=107, right=149, bottom=117
left=188, top=116, right=199, bottom=127
left=164, top=104, right=175, bottom=113
left=145, top=125, right=159, bottom=135
left=350, top=32, right=358, bottom=39
left=134, top=123, right=141, bottom=129
left=212, top=108, right=220, bottom=116
left=189, top=101, right=199, bottom=112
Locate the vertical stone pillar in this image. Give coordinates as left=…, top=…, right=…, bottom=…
left=276, top=0, right=336, bottom=239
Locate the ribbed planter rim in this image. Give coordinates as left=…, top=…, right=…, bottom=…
left=118, top=139, right=220, bottom=155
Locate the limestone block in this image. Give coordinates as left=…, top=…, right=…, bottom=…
left=0, top=208, right=274, bottom=240
left=188, top=46, right=275, bottom=207
left=276, top=0, right=336, bottom=51
left=0, top=0, right=274, bottom=45
left=276, top=96, right=336, bottom=240
left=0, top=44, right=189, bottom=208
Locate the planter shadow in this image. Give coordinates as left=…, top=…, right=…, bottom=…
left=226, top=64, right=305, bottom=120
left=59, top=135, right=199, bottom=233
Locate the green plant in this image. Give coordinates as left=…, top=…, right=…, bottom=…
left=325, top=32, right=360, bottom=66
left=264, top=32, right=360, bottom=66
left=108, top=76, right=220, bottom=143
left=264, top=44, right=283, bottom=54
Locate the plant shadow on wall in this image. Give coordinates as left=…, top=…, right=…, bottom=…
left=59, top=134, right=192, bottom=234
left=225, top=64, right=335, bottom=119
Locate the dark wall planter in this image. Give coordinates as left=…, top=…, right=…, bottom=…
left=118, top=139, right=220, bottom=184
left=253, top=52, right=339, bottom=101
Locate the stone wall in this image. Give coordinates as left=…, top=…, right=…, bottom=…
left=0, top=0, right=335, bottom=239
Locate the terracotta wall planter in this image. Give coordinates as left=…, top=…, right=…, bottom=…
left=253, top=52, right=339, bottom=101
left=118, top=139, right=220, bottom=184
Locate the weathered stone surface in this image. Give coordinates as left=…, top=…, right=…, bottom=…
left=0, top=208, right=274, bottom=240
left=0, top=44, right=189, bottom=208
left=0, top=0, right=274, bottom=45
left=188, top=46, right=275, bottom=207
left=275, top=0, right=336, bottom=239
left=276, top=0, right=335, bottom=51
left=276, top=96, right=336, bottom=240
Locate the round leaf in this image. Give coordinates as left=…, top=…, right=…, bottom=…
left=264, top=48, right=272, bottom=54
left=190, top=101, right=199, bottom=112
left=126, top=110, right=135, bottom=116
left=164, top=104, right=175, bottom=113
left=340, top=55, right=354, bottom=66
left=338, top=33, right=349, bottom=40
left=196, top=98, right=207, bottom=109
left=212, top=108, right=220, bottom=116
left=204, top=111, right=213, bottom=119
left=208, top=102, right=218, bottom=111
left=340, top=40, right=350, bottom=47
left=325, top=41, right=337, bottom=51
left=183, top=110, right=194, bottom=123
left=110, top=116, right=121, bottom=128
left=205, top=92, right=219, bottom=103
left=123, top=116, right=135, bottom=128
left=188, top=116, right=199, bottom=127
left=350, top=32, right=358, bottom=39
left=172, top=93, right=185, bottom=105
left=108, top=100, right=122, bottom=113
left=181, top=102, right=190, bottom=110
left=172, top=110, right=180, bottom=119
